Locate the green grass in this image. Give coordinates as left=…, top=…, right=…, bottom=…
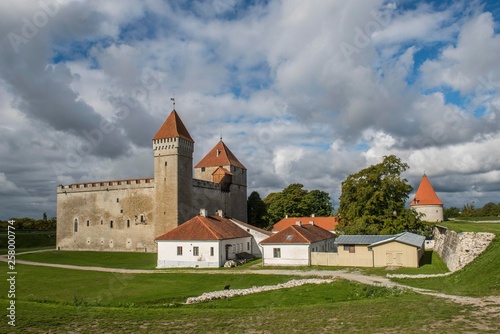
left=0, top=230, right=56, bottom=251
left=1, top=280, right=492, bottom=333
left=17, top=250, right=158, bottom=270
left=2, top=264, right=495, bottom=333
left=391, top=221, right=500, bottom=296
left=439, top=221, right=500, bottom=234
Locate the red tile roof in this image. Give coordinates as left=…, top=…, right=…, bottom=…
left=194, top=140, right=246, bottom=169
left=155, top=215, right=251, bottom=241
left=410, top=174, right=443, bottom=206
left=271, top=217, right=338, bottom=232
left=261, top=223, right=334, bottom=244
left=153, top=110, right=194, bottom=142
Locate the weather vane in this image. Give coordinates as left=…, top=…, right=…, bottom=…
left=170, top=97, right=175, bottom=110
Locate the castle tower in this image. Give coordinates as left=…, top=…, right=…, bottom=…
left=194, top=139, right=247, bottom=221
left=410, top=174, right=444, bottom=222
left=153, top=110, right=195, bottom=236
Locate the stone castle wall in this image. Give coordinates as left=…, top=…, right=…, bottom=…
left=433, top=226, right=495, bottom=271
left=56, top=179, right=156, bottom=252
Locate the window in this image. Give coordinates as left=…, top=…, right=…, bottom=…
left=110, top=221, right=114, bottom=228
left=177, top=246, right=183, bottom=256
left=127, top=220, right=130, bottom=228
left=344, top=245, right=355, bottom=253
left=120, top=209, right=123, bottom=213
left=210, top=247, right=214, bottom=256
left=74, top=219, right=78, bottom=232
left=86, top=220, right=90, bottom=227
left=193, top=246, right=199, bottom=256
left=273, top=248, right=281, bottom=258
left=247, top=242, right=250, bottom=251
left=116, top=198, right=119, bottom=203
left=140, top=215, right=144, bottom=223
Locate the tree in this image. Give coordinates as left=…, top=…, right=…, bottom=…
left=337, top=155, right=423, bottom=235
left=247, top=191, right=267, bottom=228
left=444, top=206, right=460, bottom=219
left=264, top=184, right=333, bottom=226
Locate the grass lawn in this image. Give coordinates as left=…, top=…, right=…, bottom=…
left=2, top=263, right=494, bottom=333
left=0, top=230, right=56, bottom=252
left=392, top=221, right=500, bottom=297
left=17, top=250, right=158, bottom=270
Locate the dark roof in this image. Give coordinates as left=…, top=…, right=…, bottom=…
left=155, top=215, right=251, bottom=241
left=260, top=223, right=334, bottom=244
left=335, top=235, right=391, bottom=245
left=410, top=174, right=443, bottom=206
left=194, top=140, right=246, bottom=169
left=335, top=232, right=425, bottom=249
left=153, top=110, right=194, bottom=142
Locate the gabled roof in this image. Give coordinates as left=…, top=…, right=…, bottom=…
left=153, top=110, right=194, bottom=142
left=271, top=217, right=338, bottom=232
left=229, top=218, right=273, bottom=237
left=335, top=232, right=425, bottom=249
left=260, top=223, right=334, bottom=244
left=335, top=235, right=391, bottom=245
left=155, top=215, right=251, bottom=241
left=410, top=174, right=443, bottom=206
left=194, top=140, right=246, bottom=169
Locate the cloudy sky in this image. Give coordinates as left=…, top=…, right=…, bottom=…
left=1, top=0, right=499, bottom=219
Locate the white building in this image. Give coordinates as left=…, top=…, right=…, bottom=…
left=260, top=221, right=335, bottom=266
left=155, top=210, right=252, bottom=268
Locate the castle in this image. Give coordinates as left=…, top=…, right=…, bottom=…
left=56, top=110, right=247, bottom=252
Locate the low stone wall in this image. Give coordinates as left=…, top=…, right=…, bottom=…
left=185, top=278, right=333, bottom=304
left=433, top=226, right=495, bottom=272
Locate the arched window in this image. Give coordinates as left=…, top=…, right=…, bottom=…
left=74, top=219, right=78, bottom=232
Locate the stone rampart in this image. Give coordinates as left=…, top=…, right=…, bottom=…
left=433, top=226, right=495, bottom=272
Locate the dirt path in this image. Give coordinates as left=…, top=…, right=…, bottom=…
left=2, top=254, right=499, bottom=312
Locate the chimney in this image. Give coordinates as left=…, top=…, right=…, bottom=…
left=295, top=221, right=302, bottom=226
left=309, top=221, right=314, bottom=226
left=216, top=209, right=224, bottom=217
left=311, top=213, right=315, bottom=217
left=200, top=208, right=208, bottom=217
left=285, top=214, right=288, bottom=218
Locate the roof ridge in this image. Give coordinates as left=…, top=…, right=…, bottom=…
left=291, top=225, right=313, bottom=243
left=199, top=216, right=221, bottom=240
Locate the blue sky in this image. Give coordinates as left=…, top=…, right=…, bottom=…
left=1, top=0, right=500, bottom=219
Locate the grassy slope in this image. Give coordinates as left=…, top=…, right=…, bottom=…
left=1, top=265, right=484, bottom=333
left=392, top=222, right=500, bottom=296
left=17, top=250, right=158, bottom=270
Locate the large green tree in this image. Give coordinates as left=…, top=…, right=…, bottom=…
left=247, top=191, right=267, bottom=228
left=337, top=155, right=423, bottom=235
left=264, top=184, right=333, bottom=226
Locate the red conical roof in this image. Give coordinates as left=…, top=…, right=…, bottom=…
left=153, top=110, right=194, bottom=142
left=195, top=140, right=246, bottom=169
left=411, top=175, right=443, bottom=206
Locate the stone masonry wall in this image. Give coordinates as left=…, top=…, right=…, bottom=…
left=433, top=226, right=495, bottom=272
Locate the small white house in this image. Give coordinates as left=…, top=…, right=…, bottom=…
left=229, top=218, right=272, bottom=257
left=155, top=212, right=252, bottom=268
left=260, top=221, right=335, bottom=266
